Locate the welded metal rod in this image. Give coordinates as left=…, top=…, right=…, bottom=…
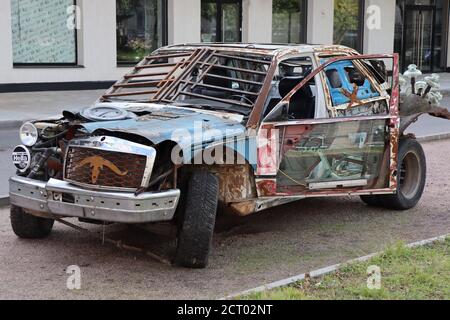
left=53, top=217, right=172, bottom=266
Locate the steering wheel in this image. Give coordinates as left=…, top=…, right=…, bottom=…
left=228, top=94, right=254, bottom=105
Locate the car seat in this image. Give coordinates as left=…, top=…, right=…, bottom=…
left=278, top=77, right=315, bottom=119
left=193, top=67, right=231, bottom=99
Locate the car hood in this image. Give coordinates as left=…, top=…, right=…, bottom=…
left=78, top=102, right=247, bottom=147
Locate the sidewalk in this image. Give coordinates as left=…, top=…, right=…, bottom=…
left=0, top=89, right=104, bottom=127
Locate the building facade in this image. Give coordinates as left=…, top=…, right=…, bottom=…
left=0, top=0, right=449, bottom=91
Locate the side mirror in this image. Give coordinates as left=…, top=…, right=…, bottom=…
left=348, top=69, right=366, bottom=87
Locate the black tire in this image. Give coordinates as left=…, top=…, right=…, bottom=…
left=360, top=194, right=381, bottom=207
left=174, top=170, right=219, bottom=268
left=378, top=138, right=426, bottom=210
left=10, top=205, right=54, bottom=239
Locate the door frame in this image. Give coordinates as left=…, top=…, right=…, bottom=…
left=401, top=4, right=436, bottom=72
left=255, top=53, right=400, bottom=198
left=202, top=0, right=243, bottom=42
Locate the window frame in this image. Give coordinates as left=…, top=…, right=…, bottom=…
left=12, top=0, right=79, bottom=67
left=116, top=0, right=169, bottom=67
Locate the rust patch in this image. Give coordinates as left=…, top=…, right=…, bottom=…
left=229, top=201, right=257, bottom=216
left=203, top=164, right=257, bottom=203
left=256, top=179, right=277, bottom=197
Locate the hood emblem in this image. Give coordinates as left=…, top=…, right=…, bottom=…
left=75, top=156, right=128, bottom=184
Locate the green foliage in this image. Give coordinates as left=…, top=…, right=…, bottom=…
left=334, top=0, right=360, bottom=44
left=117, top=0, right=143, bottom=16
left=242, top=238, right=450, bottom=300
left=273, top=0, right=301, bottom=13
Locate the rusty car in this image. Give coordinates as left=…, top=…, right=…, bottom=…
left=9, top=43, right=449, bottom=268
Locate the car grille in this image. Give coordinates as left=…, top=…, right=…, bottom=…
left=64, top=147, right=147, bottom=190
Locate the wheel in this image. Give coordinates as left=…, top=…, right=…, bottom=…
left=360, top=194, right=381, bottom=207
left=378, top=138, right=426, bottom=210
left=174, top=170, right=219, bottom=268
left=10, top=205, right=54, bottom=239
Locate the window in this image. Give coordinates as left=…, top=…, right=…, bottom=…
left=326, top=69, right=343, bottom=88
left=11, top=0, right=77, bottom=65
left=394, top=0, right=448, bottom=73
left=116, top=0, right=167, bottom=65
left=322, top=59, right=389, bottom=118
left=333, top=0, right=364, bottom=51
left=272, top=0, right=307, bottom=43
left=201, top=0, right=242, bottom=43
left=263, top=56, right=316, bottom=120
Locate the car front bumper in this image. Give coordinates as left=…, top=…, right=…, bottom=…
left=9, top=176, right=180, bottom=224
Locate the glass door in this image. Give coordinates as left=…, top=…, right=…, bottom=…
left=403, top=5, right=435, bottom=72
left=201, top=0, right=242, bottom=43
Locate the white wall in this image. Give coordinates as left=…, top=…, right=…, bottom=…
left=0, top=0, right=13, bottom=80
left=307, top=0, right=334, bottom=45
left=363, top=0, right=396, bottom=54
left=0, top=0, right=129, bottom=85
left=447, top=13, right=450, bottom=68
left=168, top=0, right=201, bottom=44
left=242, top=0, right=272, bottom=43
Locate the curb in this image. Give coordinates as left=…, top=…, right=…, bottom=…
left=0, top=195, right=9, bottom=207
left=223, top=233, right=450, bottom=299
left=417, top=132, right=450, bottom=142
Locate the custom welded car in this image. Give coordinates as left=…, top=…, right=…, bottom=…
left=9, top=44, right=450, bottom=268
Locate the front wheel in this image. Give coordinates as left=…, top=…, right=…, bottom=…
left=376, top=138, right=426, bottom=210
left=174, top=170, right=219, bottom=268
left=10, top=205, right=54, bottom=239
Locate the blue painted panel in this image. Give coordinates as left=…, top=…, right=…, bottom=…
left=80, top=105, right=255, bottom=165
left=323, top=60, right=380, bottom=106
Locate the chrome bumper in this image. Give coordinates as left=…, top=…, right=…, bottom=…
left=9, top=176, right=180, bottom=224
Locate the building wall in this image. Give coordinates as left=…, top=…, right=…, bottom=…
left=168, top=0, right=201, bottom=44
left=363, top=0, right=396, bottom=54
left=1, top=0, right=450, bottom=86
left=307, top=0, right=334, bottom=45
left=0, top=0, right=13, bottom=82
left=242, top=0, right=273, bottom=43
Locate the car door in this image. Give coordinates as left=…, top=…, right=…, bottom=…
left=256, top=54, right=400, bottom=197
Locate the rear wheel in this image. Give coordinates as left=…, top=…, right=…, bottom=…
left=365, top=138, right=426, bottom=210
left=174, top=170, right=219, bottom=268
left=10, top=205, right=54, bottom=239
left=379, top=138, right=426, bottom=210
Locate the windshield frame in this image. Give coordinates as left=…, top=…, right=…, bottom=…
left=100, top=48, right=275, bottom=124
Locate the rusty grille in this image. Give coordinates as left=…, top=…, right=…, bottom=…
left=64, top=147, right=147, bottom=190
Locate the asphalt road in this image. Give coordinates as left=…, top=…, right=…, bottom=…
left=0, top=139, right=449, bottom=300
